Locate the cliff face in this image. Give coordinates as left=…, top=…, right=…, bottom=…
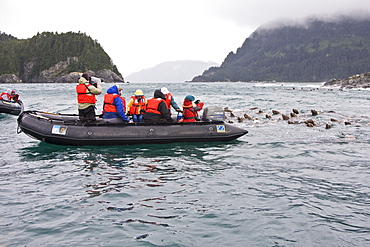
left=192, top=16, right=370, bottom=82
left=0, top=31, right=124, bottom=83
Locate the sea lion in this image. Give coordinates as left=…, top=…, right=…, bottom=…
left=244, top=114, right=253, bottom=120
left=305, top=119, right=315, bottom=127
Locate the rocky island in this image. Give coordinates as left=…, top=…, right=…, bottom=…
left=0, top=31, right=124, bottom=83
left=324, top=72, right=370, bottom=89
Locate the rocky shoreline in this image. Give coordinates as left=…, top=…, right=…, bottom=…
left=0, top=69, right=124, bottom=83
left=323, top=72, right=370, bottom=89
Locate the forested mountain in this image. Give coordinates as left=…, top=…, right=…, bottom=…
left=192, top=16, right=370, bottom=82
left=0, top=31, right=123, bottom=83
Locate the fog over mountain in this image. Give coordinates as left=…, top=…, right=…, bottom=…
left=125, top=60, right=219, bottom=83
left=192, top=14, right=370, bottom=82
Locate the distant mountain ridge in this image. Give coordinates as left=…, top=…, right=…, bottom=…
left=0, top=31, right=123, bottom=83
left=126, top=60, right=219, bottom=82
left=192, top=16, right=370, bottom=82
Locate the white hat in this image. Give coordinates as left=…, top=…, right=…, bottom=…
left=161, top=87, right=169, bottom=94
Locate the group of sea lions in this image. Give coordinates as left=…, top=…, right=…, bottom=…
left=223, top=107, right=367, bottom=130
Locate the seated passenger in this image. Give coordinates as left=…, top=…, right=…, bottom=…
left=182, top=95, right=204, bottom=122
left=127, top=89, right=147, bottom=123
left=161, top=87, right=182, bottom=113
left=102, top=85, right=132, bottom=123
left=1, top=89, right=19, bottom=102
left=144, top=90, right=173, bottom=123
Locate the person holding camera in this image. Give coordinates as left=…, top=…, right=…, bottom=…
left=76, top=72, right=102, bottom=123
left=182, top=95, right=204, bottom=122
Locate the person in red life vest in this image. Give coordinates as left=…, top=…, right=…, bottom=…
left=160, top=87, right=182, bottom=113
left=182, top=95, right=204, bottom=122
left=76, top=72, right=102, bottom=123
left=126, top=89, right=147, bottom=123
left=102, top=85, right=132, bottom=123
left=143, top=90, right=173, bottom=123
left=1, top=89, right=19, bottom=102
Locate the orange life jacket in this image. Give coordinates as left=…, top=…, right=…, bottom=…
left=103, top=94, right=125, bottom=113
left=76, top=84, right=96, bottom=104
left=128, top=96, right=147, bottom=115
left=146, top=98, right=165, bottom=115
left=164, top=93, right=173, bottom=109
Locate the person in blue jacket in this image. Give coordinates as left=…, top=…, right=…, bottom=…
left=102, top=85, right=132, bottom=123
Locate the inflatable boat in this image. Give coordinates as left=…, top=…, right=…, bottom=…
left=0, top=99, right=24, bottom=116
left=17, top=107, right=248, bottom=146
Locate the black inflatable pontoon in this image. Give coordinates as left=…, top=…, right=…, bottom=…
left=0, top=99, right=24, bottom=116
left=17, top=109, right=248, bottom=146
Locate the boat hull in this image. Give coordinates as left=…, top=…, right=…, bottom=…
left=17, top=111, right=248, bottom=146
left=0, top=100, right=23, bottom=116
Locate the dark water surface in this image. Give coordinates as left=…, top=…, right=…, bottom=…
left=0, top=82, right=369, bottom=246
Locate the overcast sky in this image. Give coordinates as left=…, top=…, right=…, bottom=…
left=1, top=0, right=370, bottom=77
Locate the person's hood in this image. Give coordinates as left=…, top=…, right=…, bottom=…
left=78, top=77, right=89, bottom=84
left=154, top=89, right=166, bottom=99
left=183, top=99, right=194, bottom=107
left=107, top=85, right=120, bottom=94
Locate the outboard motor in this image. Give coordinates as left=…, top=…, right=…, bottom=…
left=202, top=106, right=225, bottom=121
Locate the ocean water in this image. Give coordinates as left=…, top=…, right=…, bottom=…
left=0, top=82, right=369, bottom=247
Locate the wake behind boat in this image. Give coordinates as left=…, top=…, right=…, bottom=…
left=0, top=99, right=24, bottom=116
left=17, top=107, right=248, bottom=146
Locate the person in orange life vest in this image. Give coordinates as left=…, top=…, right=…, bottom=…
left=1, top=89, right=19, bottom=102
left=76, top=72, right=102, bottom=123
left=160, top=87, right=182, bottom=113
left=126, top=89, right=147, bottom=123
left=182, top=95, right=204, bottom=122
left=143, top=90, right=173, bottom=123
left=102, top=85, right=132, bottom=123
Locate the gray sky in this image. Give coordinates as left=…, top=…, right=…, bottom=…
left=1, top=0, right=370, bottom=77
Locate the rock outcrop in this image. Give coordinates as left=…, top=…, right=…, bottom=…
left=0, top=57, right=124, bottom=83
left=0, top=74, right=23, bottom=83
left=324, top=72, right=370, bottom=89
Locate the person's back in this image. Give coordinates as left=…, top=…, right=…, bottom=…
left=161, top=87, right=181, bottom=113
left=144, top=90, right=173, bottom=123
left=76, top=73, right=102, bottom=123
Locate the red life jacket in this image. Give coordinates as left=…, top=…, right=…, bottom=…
left=146, top=98, right=165, bottom=115
left=182, top=100, right=204, bottom=122
left=128, top=96, right=147, bottom=115
left=76, top=84, right=96, bottom=104
left=183, top=107, right=197, bottom=122
left=1, top=92, right=17, bottom=101
left=164, top=93, right=173, bottom=109
left=1, top=92, right=10, bottom=100
left=103, top=94, right=126, bottom=113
